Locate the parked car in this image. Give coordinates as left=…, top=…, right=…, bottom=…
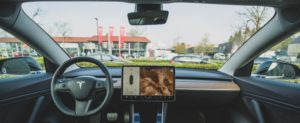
left=156, top=53, right=178, bottom=60
left=170, top=55, right=209, bottom=64
left=202, top=55, right=212, bottom=61
left=89, top=53, right=130, bottom=63
left=213, top=53, right=226, bottom=60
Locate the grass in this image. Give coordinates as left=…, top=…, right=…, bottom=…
left=280, top=79, right=300, bottom=83
left=77, top=59, right=224, bottom=70
left=34, top=57, right=45, bottom=68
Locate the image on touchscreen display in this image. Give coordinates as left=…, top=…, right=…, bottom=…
left=122, top=66, right=175, bottom=101
left=140, top=67, right=174, bottom=96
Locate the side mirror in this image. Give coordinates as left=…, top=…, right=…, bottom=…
left=1, top=59, right=31, bottom=74
left=255, top=61, right=299, bottom=79
left=0, top=57, right=42, bottom=75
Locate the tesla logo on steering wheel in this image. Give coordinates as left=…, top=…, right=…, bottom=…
left=76, top=81, right=85, bottom=89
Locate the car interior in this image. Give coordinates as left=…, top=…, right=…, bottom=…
left=1, top=0, right=300, bottom=123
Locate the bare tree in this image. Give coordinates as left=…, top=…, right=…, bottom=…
left=54, top=22, right=71, bottom=37
left=237, top=6, right=269, bottom=31
left=195, top=33, right=215, bottom=55
left=127, top=27, right=147, bottom=36
left=172, top=36, right=180, bottom=44
left=32, top=8, right=42, bottom=19
left=174, top=42, right=186, bottom=54
left=228, top=6, right=269, bottom=46
left=30, top=7, right=45, bottom=27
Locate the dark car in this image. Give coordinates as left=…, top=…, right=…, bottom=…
left=170, top=55, right=209, bottom=64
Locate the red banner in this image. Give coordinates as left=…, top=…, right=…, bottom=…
left=109, top=26, right=114, bottom=44
left=98, top=26, right=103, bottom=44
left=119, top=26, right=125, bottom=48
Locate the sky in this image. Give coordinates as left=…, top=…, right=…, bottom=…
left=22, top=2, right=275, bottom=48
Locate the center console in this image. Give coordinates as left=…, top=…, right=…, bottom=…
left=121, top=66, right=175, bottom=123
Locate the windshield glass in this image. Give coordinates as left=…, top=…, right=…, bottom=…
left=19, top=2, right=274, bottom=70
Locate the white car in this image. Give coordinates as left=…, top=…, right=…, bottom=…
left=214, top=53, right=226, bottom=60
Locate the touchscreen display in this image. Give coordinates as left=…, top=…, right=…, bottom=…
left=121, top=66, right=175, bottom=101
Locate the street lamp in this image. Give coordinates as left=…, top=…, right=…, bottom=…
left=95, top=18, right=102, bottom=54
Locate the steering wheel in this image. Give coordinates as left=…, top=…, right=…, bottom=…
left=51, top=57, right=113, bottom=117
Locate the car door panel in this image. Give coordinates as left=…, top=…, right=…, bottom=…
left=235, top=77, right=300, bottom=123
left=0, top=73, right=52, bottom=123
left=0, top=74, right=51, bottom=101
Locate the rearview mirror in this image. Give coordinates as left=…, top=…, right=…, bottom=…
left=128, top=4, right=169, bottom=25
left=128, top=11, right=169, bottom=25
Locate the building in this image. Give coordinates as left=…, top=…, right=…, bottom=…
left=216, top=42, right=233, bottom=54
left=287, top=44, right=300, bottom=56
left=0, top=37, right=30, bottom=57
left=287, top=37, right=300, bottom=57
left=0, top=36, right=151, bottom=58
left=216, top=42, right=239, bottom=55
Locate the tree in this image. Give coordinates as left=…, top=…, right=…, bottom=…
left=31, top=8, right=42, bottom=20
left=54, top=22, right=71, bottom=37
left=194, top=34, right=215, bottom=55
left=271, top=37, right=294, bottom=51
left=238, top=6, right=269, bottom=31
left=30, top=7, right=45, bottom=27
left=228, top=30, right=243, bottom=46
left=242, top=24, right=253, bottom=41
left=228, top=35, right=234, bottom=43
left=174, top=42, right=186, bottom=54
left=228, top=6, right=270, bottom=46
left=127, top=27, right=147, bottom=36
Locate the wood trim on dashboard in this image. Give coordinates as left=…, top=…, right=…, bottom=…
left=175, top=81, right=240, bottom=91
left=113, top=79, right=240, bottom=91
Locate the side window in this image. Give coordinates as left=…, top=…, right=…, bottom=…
left=252, top=32, right=300, bottom=83
left=0, top=29, right=45, bottom=78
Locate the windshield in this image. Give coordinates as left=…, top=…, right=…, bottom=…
left=20, top=2, right=274, bottom=70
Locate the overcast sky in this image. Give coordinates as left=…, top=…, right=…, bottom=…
left=22, top=2, right=275, bottom=48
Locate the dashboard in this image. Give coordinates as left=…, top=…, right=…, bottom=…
left=0, top=67, right=240, bottom=122
left=64, top=67, right=240, bottom=107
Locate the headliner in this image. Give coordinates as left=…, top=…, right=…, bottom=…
left=1, top=0, right=299, bottom=8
